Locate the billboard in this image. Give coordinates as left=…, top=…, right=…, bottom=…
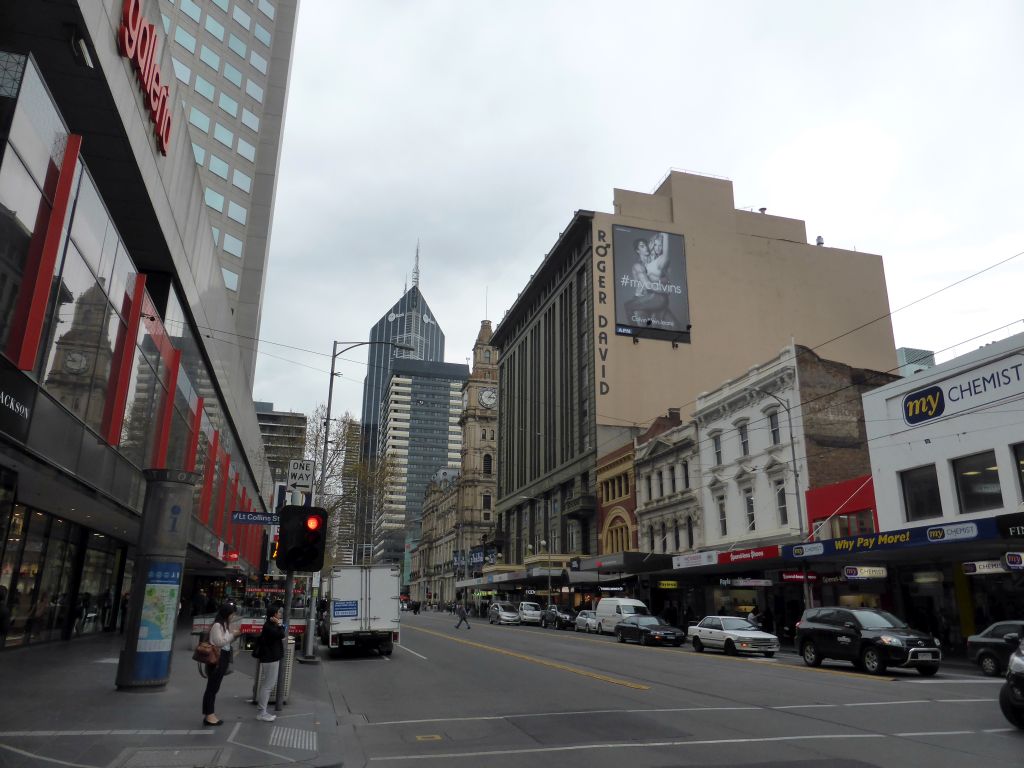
left=612, top=225, right=690, bottom=341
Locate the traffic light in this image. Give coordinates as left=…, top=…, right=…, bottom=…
left=275, top=505, right=327, bottom=572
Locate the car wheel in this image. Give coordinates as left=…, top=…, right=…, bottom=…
left=574, top=624, right=579, bottom=632
left=540, top=618, right=546, bottom=628
left=917, top=665, right=939, bottom=677
left=597, top=623, right=604, bottom=635
left=979, top=653, right=1000, bottom=677
left=489, top=616, right=494, bottom=624
left=861, top=646, right=887, bottom=675
left=616, top=630, right=625, bottom=643
left=724, top=639, right=737, bottom=656
left=999, top=684, right=1024, bottom=729
left=802, top=640, right=822, bottom=667
left=763, top=652, right=775, bottom=658
left=692, top=636, right=704, bottom=653
left=640, top=634, right=648, bottom=646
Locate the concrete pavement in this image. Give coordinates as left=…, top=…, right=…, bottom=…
left=0, top=625, right=348, bottom=768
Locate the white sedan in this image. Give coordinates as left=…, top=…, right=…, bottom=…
left=688, top=616, right=780, bottom=657
left=575, top=609, right=599, bottom=633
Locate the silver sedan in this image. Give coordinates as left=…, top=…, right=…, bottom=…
left=575, top=609, right=599, bottom=633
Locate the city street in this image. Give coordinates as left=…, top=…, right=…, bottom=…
left=331, top=610, right=1020, bottom=767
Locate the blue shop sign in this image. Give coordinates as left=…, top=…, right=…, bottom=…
left=784, top=518, right=999, bottom=559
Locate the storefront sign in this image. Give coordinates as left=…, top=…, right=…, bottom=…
left=720, top=578, right=772, bottom=587
left=599, top=586, right=624, bottom=592
left=843, top=565, right=888, bottom=580
left=594, top=554, right=625, bottom=568
left=657, top=580, right=679, bottom=589
left=672, top=551, right=719, bottom=569
left=962, top=560, right=1009, bottom=575
left=901, top=354, right=1024, bottom=426
left=997, top=513, right=1024, bottom=539
left=718, top=546, right=780, bottom=565
left=231, top=510, right=279, bottom=525
left=0, top=354, right=36, bottom=444
left=1004, top=552, right=1024, bottom=570
left=780, top=571, right=819, bottom=582
left=822, top=574, right=847, bottom=585
left=783, top=518, right=998, bottom=559
left=118, top=0, right=172, bottom=154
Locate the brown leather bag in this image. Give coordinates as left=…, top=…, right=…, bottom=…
left=192, top=640, right=220, bottom=665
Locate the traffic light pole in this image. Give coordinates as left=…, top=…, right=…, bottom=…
left=274, top=569, right=293, bottom=713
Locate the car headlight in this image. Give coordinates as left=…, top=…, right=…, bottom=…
left=933, top=637, right=941, bottom=648
left=879, top=635, right=904, bottom=647
left=1008, top=652, right=1024, bottom=674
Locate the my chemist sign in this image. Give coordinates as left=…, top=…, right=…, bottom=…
left=902, top=354, right=1024, bottom=426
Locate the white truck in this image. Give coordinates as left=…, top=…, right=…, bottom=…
left=319, top=564, right=401, bottom=656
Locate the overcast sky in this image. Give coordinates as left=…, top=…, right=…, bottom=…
left=253, top=0, right=1024, bottom=419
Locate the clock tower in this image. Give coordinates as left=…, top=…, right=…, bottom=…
left=456, top=320, right=499, bottom=564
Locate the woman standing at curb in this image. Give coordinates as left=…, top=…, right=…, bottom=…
left=202, top=603, right=237, bottom=726
left=254, top=602, right=286, bottom=722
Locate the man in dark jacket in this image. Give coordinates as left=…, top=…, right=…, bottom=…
left=254, top=603, right=286, bottom=722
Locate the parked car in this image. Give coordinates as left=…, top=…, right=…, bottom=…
left=968, top=620, right=1024, bottom=676
left=575, top=609, right=599, bottom=633
left=1000, top=634, right=1024, bottom=729
left=796, top=607, right=941, bottom=676
left=594, top=597, right=649, bottom=635
left=517, top=601, right=542, bottom=624
left=487, top=601, right=521, bottom=625
left=616, top=615, right=686, bottom=646
left=688, top=615, right=780, bottom=657
left=541, top=604, right=575, bottom=630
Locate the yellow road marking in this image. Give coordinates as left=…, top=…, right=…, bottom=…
left=404, top=625, right=650, bottom=690
left=415, top=735, right=442, bottom=742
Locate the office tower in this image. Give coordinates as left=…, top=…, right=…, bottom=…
left=160, top=0, right=298, bottom=384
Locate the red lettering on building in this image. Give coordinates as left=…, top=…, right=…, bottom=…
left=118, top=0, right=172, bottom=155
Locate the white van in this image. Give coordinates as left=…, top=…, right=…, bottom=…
left=594, top=597, right=649, bottom=634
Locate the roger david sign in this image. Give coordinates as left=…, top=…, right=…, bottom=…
left=901, top=353, right=1024, bottom=426
left=118, top=0, right=172, bottom=155
left=612, top=225, right=690, bottom=342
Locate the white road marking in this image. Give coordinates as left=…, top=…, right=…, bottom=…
left=0, top=729, right=212, bottom=737
left=367, top=732, right=887, bottom=761
left=935, top=698, right=997, bottom=703
left=982, top=728, right=1016, bottom=733
left=0, top=744, right=99, bottom=768
left=226, top=722, right=296, bottom=763
left=894, top=730, right=976, bottom=737
left=843, top=700, right=930, bottom=707
left=902, top=679, right=1004, bottom=685
left=397, top=644, right=428, bottom=661
left=772, top=704, right=837, bottom=710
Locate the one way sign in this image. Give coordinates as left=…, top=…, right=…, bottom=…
left=288, top=459, right=315, bottom=493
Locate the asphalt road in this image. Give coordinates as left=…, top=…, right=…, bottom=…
left=323, top=610, right=1021, bottom=767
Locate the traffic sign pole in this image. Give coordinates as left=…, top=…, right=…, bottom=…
left=274, top=568, right=293, bottom=713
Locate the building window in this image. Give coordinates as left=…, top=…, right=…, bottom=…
left=172, top=57, right=191, bottom=84
left=660, top=521, right=667, bottom=552
left=901, top=464, right=942, bottom=521
left=232, top=5, right=252, bottom=29
left=174, top=26, right=197, bottom=53
left=213, top=123, right=234, bottom=147
left=180, top=0, right=202, bottom=22
left=682, top=460, right=690, bottom=489
left=194, top=75, right=215, bottom=101
left=222, top=233, right=243, bottom=258
left=228, top=34, right=247, bottom=58
left=204, top=187, right=224, bottom=212
left=223, top=62, right=243, bottom=87
left=647, top=525, right=654, bottom=552
left=219, top=92, right=239, bottom=117
left=208, top=154, right=229, bottom=179
left=192, top=142, right=205, bottom=164
left=483, top=494, right=492, bottom=510
left=250, top=50, right=268, bottom=74
left=232, top=169, right=251, bottom=193
left=222, top=267, right=239, bottom=291
left=830, top=510, right=876, bottom=538
left=258, top=0, right=276, bottom=20
left=717, top=495, right=727, bottom=536
left=686, top=517, right=694, bottom=549
left=953, top=450, right=1003, bottom=514
left=712, top=434, right=722, bottom=466
left=483, top=511, right=492, bottom=521
left=1015, top=443, right=1024, bottom=498
left=738, top=423, right=749, bottom=456
left=205, top=15, right=226, bottom=40
left=775, top=478, right=788, bottom=526
left=199, top=45, right=220, bottom=71
left=246, top=79, right=264, bottom=103
left=645, top=474, right=652, bottom=502
left=744, top=487, right=755, bottom=531
left=241, top=108, right=260, bottom=132
left=673, top=519, right=680, bottom=551
left=669, top=467, right=677, bottom=494
left=237, top=138, right=256, bottom=162
left=768, top=411, right=781, bottom=445
left=212, top=0, right=228, bottom=11
left=490, top=429, right=494, bottom=440
left=188, top=106, right=211, bottom=132
left=656, top=471, right=663, bottom=498
left=483, top=454, right=492, bottom=475
left=254, top=23, right=272, bottom=46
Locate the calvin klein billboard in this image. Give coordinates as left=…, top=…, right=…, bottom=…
left=612, top=225, right=690, bottom=342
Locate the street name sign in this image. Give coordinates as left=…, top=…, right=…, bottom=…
left=288, top=459, right=315, bottom=492
left=231, top=510, right=280, bottom=525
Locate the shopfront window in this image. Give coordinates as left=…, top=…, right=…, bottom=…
left=10, top=509, right=46, bottom=644
left=901, top=464, right=942, bottom=521
left=77, top=534, right=116, bottom=636
left=953, top=450, right=1003, bottom=514
left=33, top=516, right=77, bottom=643
left=1015, top=443, right=1024, bottom=497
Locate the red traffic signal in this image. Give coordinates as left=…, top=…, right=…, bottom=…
left=275, top=505, right=328, bottom=572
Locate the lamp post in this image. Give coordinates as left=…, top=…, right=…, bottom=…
left=747, top=386, right=812, bottom=609
left=540, top=539, right=552, bottom=606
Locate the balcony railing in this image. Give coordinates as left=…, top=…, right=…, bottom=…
left=564, top=494, right=597, bottom=518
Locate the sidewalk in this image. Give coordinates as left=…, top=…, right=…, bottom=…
left=0, top=626, right=352, bottom=768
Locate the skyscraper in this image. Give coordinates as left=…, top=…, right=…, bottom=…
left=160, top=0, right=298, bottom=384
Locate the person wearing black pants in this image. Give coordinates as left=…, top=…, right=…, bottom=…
left=202, top=603, right=238, bottom=726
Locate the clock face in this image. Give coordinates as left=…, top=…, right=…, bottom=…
left=64, top=351, right=89, bottom=375
left=478, top=387, right=497, bottom=409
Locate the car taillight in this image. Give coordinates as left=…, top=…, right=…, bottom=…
left=795, top=621, right=802, bottom=629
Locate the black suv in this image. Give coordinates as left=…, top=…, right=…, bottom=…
left=540, top=604, right=575, bottom=630
left=796, top=607, right=941, bottom=676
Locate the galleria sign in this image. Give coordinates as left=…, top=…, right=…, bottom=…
left=118, top=0, right=172, bottom=155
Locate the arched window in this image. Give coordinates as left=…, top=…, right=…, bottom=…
left=484, top=350, right=491, bottom=362
left=648, top=525, right=654, bottom=552
left=674, top=519, right=680, bottom=551
left=483, top=454, right=493, bottom=475
left=489, top=429, right=494, bottom=440
left=660, top=521, right=667, bottom=552
left=687, top=517, right=694, bottom=549
left=482, top=428, right=486, bottom=440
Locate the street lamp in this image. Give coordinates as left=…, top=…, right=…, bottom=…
left=746, top=386, right=812, bottom=609
left=540, top=539, right=552, bottom=607
left=318, top=339, right=415, bottom=556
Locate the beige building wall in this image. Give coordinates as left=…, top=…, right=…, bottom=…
left=590, top=172, right=896, bottom=428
